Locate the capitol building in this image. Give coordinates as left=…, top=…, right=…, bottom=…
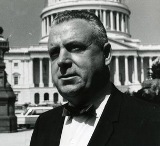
left=4, top=0, right=160, bottom=105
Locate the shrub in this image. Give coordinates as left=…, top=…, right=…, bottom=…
left=125, top=57, right=160, bottom=105
left=135, top=79, right=160, bottom=105
left=152, top=57, right=160, bottom=79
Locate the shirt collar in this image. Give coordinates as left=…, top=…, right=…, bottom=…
left=94, top=94, right=110, bottom=118
left=63, top=94, right=110, bottom=118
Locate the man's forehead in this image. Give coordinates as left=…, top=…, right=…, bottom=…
left=49, top=19, right=95, bottom=43
left=53, top=18, right=90, bottom=26
left=51, top=19, right=93, bottom=34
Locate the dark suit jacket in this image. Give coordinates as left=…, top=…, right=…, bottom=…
left=30, top=85, right=160, bottom=146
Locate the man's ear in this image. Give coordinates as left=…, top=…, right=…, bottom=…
left=103, top=43, right=112, bottom=65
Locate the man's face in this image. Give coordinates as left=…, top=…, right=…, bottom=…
left=48, top=19, right=110, bottom=105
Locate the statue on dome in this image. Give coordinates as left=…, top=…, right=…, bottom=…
left=0, top=27, right=3, bottom=35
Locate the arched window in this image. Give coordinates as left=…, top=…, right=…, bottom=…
left=14, top=76, right=18, bottom=85
left=13, top=72, right=20, bottom=85
left=44, top=93, right=49, bottom=101
left=34, top=93, right=40, bottom=104
left=53, top=92, right=58, bottom=103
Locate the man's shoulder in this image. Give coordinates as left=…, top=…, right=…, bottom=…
left=38, top=105, right=64, bottom=122
left=111, top=84, right=160, bottom=119
left=121, top=91, right=160, bottom=119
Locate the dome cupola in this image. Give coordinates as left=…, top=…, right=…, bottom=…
left=40, top=0, right=130, bottom=44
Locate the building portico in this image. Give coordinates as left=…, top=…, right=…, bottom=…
left=3, top=0, right=160, bottom=105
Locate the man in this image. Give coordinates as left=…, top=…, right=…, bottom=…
left=30, top=10, right=160, bottom=146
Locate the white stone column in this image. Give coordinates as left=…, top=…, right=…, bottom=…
left=43, top=19, right=46, bottom=36
left=49, top=59, right=53, bottom=87
left=140, top=57, right=144, bottom=83
left=44, top=18, right=47, bottom=36
left=95, top=10, right=98, bottom=17
left=121, top=13, right=125, bottom=32
left=43, top=19, right=46, bottom=37
left=41, top=19, right=44, bottom=37
left=47, top=16, right=50, bottom=35
left=128, top=16, right=130, bottom=34
left=133, top=56, right=139, bottom=84
left=24, top=60, right=29, bottom=86
left=110, top=11, right=114, bottom=30
left=125, top=15, right=128, bottom=33
left=106, top=11, right=110, bottom=29
left=114, top=56, right=121, bottom=85
left=124, top=56, right=130, bottom=85
left=116, top=12, right=120, bottom=31
left=39, top=58, right=44, bottom=87
left=124, top=14, right=126, bottom=32
left=103, top=10, right=107, bottom=28
left=21, top=60, right=24, bottom=85
left=100, top=10, right=103, bottom=22
left=29, top=58, right=34, bottom=87
left=51, top=14, right=54, bottom=24
left=149, top=57, right=153, bottom=69
left=46, top=17, right=48, bottom=35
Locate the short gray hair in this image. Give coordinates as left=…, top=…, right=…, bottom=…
left=51, top=10, right=108, bottom=47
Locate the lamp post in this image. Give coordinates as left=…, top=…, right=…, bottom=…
left=0, top=27, right=17, bottom=132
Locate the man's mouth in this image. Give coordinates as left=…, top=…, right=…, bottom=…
left=59, top=74, right=77, bottom=79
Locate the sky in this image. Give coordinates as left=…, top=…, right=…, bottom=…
left=0, top=0, right=160, bottom=47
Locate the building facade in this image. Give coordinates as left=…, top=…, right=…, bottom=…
left=4, top=0, right=160, bottom=105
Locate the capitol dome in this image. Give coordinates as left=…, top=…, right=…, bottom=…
left=45, top=0, right=126, bottom=7
left=40, top=0, right=130, bottom=44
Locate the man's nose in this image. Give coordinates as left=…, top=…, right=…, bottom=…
left=57, top=48, right=72, bottom=68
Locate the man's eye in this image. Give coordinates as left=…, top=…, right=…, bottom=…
left=49, top=49, right=59, bottom=60
left=71, top=47, right=81, bottom=51
left=68, top=45, right=85, bottom=52
left=50, top=53, right=59, bottom=60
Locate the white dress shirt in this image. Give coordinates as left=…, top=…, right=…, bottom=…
left=59, top=95, right=110, bottom=146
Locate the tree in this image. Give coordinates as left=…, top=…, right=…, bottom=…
left=128, top=57, right=160, bottom=105
left=152, top=57, right=160, bottom=79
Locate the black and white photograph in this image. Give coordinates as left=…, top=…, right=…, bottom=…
left=0, top=0, right=160, bottom=146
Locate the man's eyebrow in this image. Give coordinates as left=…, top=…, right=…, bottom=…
left=64, top=40, right=90, bottom=48
left=65, top=41, right=84, bottom=45
left=48, top=42, right=60, bottom=50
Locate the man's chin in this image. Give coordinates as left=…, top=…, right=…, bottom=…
left=58, top=85, right=84, bottom=98
left=57, top=85, right=92, bottom=106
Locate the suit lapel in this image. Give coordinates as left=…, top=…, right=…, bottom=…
left=88, top=84, right=123, bottom=146
left=49, top=106, right=65, bottom=146
left=88, top=118, right=113, bottom=146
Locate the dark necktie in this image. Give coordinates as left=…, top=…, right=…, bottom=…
left=62, top=103, right=96, bottom=117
